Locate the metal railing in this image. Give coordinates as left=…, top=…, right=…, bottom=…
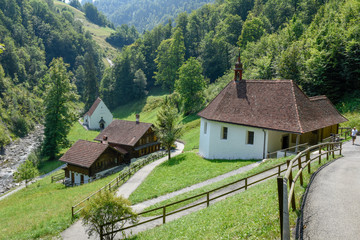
left=71, top=151, right=166, bottom=218
left=277, top=141, right=342, bottom=239
left=266, top=143, right=308, bottom=159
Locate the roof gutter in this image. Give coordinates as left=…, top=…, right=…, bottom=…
left=263, top=129, right=267, bottom=159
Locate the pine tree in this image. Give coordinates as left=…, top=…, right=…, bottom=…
left=41, top=58, right=79, bottom=160
left=154, top=99, right=182, bottom=160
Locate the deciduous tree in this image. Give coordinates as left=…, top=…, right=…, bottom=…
left=81, top=191, right=137, bottom=240
left=176, top=57, right=207, bottom=114
left=13, top=159, right=39, bottom=187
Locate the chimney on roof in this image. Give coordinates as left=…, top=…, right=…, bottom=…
left=234, top=52, right=243, bottom=82
left=136, top=114, right=140, bottom=124
left=102, top=135, right=108, bottom=144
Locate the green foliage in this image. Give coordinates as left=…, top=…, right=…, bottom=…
left=93, top=0, right=215, bottom=32
left=13, top=160, right=39, bottom=187
left=154, top=28, right=185, bottom=92
left=0, top=122, right=10, bottom=147
left=83, top=2, right=113, bottom=28
left=238, top=14, right=265, bottom=47
left=41, top=58, right=79, bottom=160
left=81, top=191, right=137, bottom=240
left=69, top=0, right=82, bottom=11
left=176, top=57, right=207, bottom=114
left=106, top=24, right=139, bottom=48
left=153, top=99, right=183, bottom=159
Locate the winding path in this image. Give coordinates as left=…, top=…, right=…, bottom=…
left=297, top=140, right=360, bottom=239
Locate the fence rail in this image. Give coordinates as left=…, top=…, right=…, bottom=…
left=277, top=141, right=342, bottom=239
left=51, top=171, right=65, bottom=183
left=71, top=152, right=166, bottom=218
left=98, top=142, right=343, bottom=239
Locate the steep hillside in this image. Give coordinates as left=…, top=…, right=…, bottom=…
left=54, top=1, right=118, bottom=59
left=93, top=0, right=215, bottom=32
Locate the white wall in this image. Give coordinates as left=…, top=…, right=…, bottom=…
left=199, top=118, right=267, bottom=160
left=87, top=101, right=113, bottom=130
left=69, top=171, right=90, bottom=184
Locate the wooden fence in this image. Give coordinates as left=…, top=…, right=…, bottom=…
left=51, top=171, right=65, bottom=183
left=71, top=152, right=166, bottom=218
left=277, top=141, right=342, bottom=239
left=98, top=142, right=344, bottom=239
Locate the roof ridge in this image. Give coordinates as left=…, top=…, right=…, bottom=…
left=290, top=80, right=304, bottom=133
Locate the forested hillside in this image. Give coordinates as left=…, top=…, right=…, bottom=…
left=92, top=0, right=215, bottom=32
left=98, top=0, right=360, bottom=113
left=0, top=0, right=104, bottom=146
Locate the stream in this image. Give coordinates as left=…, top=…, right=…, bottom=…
left=0, top=125, right=44, bottom=195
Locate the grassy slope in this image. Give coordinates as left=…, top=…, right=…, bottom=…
left=0, top=171, right=125, bottom=240
left=130, top=156, right=340, bottom=239
left=129, top=152, right=258, bottom=204
left=54, top=1, right=118, bottom=61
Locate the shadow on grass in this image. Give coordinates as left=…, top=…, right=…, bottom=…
left=206, top=158, right=259, bottom=164
left=161, top=154, right=187, bottom=166
left=181, top=114, right=200, bottom=124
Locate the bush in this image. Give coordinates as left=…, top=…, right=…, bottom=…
left=81, top=191, right=137, bottom=240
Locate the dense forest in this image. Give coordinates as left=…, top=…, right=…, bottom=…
left=0, top=0, right=104, bottom=147
left=92, top=0, right=215, bottom=32
left=1, top=0, right=359, bottom=150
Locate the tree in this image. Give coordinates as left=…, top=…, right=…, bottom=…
left=41, top=58, right=78, bottom=160
left=0, top=44, right=4, bottom=54
left=69, top=0, right=82, bottom=10
left=133, top=69, right=147, bottom=99
left=238, top=15, right=265, bottom=48
left=154, top=28, right=185, bottom=92
left=176, top=57, right=207, bottom=114
left=84, top=52, right=99, bottom=110
left=81, top=191, right=137, bottom=240
left=13, top=159, right=39, bottom=187
left=154, top=99, right=182, bottom=160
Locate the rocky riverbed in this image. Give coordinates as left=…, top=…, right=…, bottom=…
left=0, top=125, right=44, bottom=195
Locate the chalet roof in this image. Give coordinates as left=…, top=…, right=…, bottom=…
left=84, top=97, right=102, bottom=117
left=198, top=80, right=347, bottom=134
left=59, top=140, right=125, bottom=168
left=95, top=120, right=153, bottom=147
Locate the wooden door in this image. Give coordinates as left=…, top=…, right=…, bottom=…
left=71, top=172, right=74, bottom=184
left=282, top=135, right=289, bottom=149
left=80, top=175, right=84, bottom=185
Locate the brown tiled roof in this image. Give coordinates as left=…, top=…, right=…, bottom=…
left=84, top=97, right=102, bottom=117
left=59, top=140, right=125, bottom=168
left=198, top=80, right=347, bottom=133
left=95, top=120, right=153, bottom=146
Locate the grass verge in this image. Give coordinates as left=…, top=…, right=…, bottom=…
left=129, top=152, right=258, bottom=204
left=0, top=170, right=124, bottom=239
left=129, top=155, right=341, bottom=239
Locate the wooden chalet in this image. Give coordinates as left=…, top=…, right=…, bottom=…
left=94, top=116, right=161, bottom=159
left=59, top=140, right=126, bottom=185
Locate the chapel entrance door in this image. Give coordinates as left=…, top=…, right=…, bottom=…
left=282, top=135, right=289, bottom=149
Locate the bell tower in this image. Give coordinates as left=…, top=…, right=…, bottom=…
left=234, top=54, right=243, bottom=82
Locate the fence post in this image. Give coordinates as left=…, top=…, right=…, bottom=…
left=71, top=206, right=74, bottom=219
left=207, top=192, right=210, bottom=207
left=318, top=147, right=321, bottom=164
left=286, top=160, right=296, bottom=211
left=277, top=176, right=290, bottom=240
left=278, top=165, right=281, bottom=176
left=245, top=178, right=248, bottom=190
left=163, top=206, right=166, bottom=224
left=326, top=144, right=329, bottom=160
left=340, top=142, right=342, bottom=155
left=307, top=151, right=311, bottom=174
left=332, top=144, right=335, bottom=158
left=284, top=150, right=287, bottom=157
left=297, top=157, right=303, bottom=186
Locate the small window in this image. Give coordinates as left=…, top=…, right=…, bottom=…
left=221, top=127, right=228, bottom=140
left=204, top=122, right=207, bottom=134
left=247, top=131, right=254, bottom=145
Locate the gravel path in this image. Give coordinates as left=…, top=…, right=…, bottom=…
left=297, top=140, right=360, bottom=239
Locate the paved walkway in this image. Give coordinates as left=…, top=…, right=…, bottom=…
left=61, top=142, right=185, bottom=240
left=297, top=140, right=360, bottom=239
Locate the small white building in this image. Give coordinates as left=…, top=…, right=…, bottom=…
left=83, top=97, right=113, bottom=130
left=198, top=57, right=347, bottom=160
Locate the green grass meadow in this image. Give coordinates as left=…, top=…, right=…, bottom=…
left=129, top=152, right=258, bottom=204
